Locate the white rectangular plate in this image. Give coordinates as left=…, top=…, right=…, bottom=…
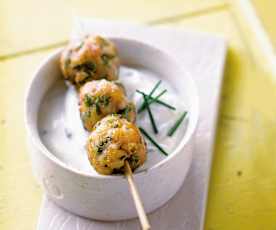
left=37, top=19, right=227, bottom=230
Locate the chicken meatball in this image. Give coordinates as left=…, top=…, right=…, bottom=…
left=118, top=101, right=136, bottom=125
left=79, top=79, right=136, bottom=131
left=60, top=35, right=119, bottom=86
left=87, top=115, right=147, bottom=175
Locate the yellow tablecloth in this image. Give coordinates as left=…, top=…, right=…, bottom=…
left=0, top=0, right=275, bottom=229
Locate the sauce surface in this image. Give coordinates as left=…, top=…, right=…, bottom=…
left=38, top=66, right=188, bottom=174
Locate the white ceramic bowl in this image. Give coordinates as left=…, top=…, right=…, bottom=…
left=25, top=38, right=199, bottom=220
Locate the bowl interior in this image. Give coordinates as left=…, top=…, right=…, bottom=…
left=25, top=38, right=199, bottom=178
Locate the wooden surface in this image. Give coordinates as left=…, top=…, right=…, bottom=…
left=0, top=0, right=276, bottom=229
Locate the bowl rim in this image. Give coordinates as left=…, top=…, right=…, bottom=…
left=24, top=37, right=199, bottom=180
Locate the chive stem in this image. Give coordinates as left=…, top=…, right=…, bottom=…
left=139, top=127, right=168, bottom=156
left=138, top=80, right=162, bottom=111
left=149, top=80, right=162, bottom=97
left=167, top=111, right=188, bottom=137
left=154, top=99, right=176, bottom=111
left=137, top=89, right=167, bottom=113
left=142, top=93, right=158, bottom=134
left=136, top=90, right=175, bottom=112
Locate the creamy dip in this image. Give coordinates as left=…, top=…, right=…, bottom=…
left=38, top=66, right=188, bottom=174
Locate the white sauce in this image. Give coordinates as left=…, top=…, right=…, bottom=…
left=38, top=66, right=188, bottom=175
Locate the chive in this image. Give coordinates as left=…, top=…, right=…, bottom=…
left=137, top=89, right=167, bottom=113
left=139, top=127, right=168, bottom=156
left=155, top=99, right=176, bottom=111
left=138, top=80, right=161, bottom=111
left=136, top=90, right=176, bottom=112
left=149, top=80, right=162, bottom=97
left=142, top=93, right=158, bottom=134
left=167, top=111, right=188, bottom=137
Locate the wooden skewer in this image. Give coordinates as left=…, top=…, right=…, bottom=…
left=125, top=161, right=151, bottom=230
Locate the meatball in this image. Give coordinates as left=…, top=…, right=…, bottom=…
left=60, top=35, right=120, bottom=86
left=87, top=115, right=147, bottom=175
left=118, top=101, right=136, bottom=125
left=79, top=79, right=136, bottom=131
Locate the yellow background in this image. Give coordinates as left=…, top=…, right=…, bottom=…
left=0, top=0, right=276, bottom=229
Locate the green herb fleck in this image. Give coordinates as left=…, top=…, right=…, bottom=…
left=119, top=104, right=133, bottom=120
left=84, top=94, right=94, bottom=107
left=122, top=106, right=131, bottom=118
left=84, top=95, right=110, bottom=114
left=100, top=95, right=110, bottom=106
left=95, top=136, right=112, bottom=155
left=167, top=111, right=187, bottom=137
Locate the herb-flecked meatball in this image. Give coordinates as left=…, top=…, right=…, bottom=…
left=87, top=115, right=147, bottom=175
left=60, top=35, right=120, bottom=87
left=79, top=79, right=136, bottom=131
